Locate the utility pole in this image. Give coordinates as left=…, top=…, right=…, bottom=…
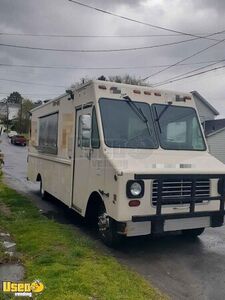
left=6, top=100, right=9, bottom=133
left=19, top=98, right=23, bottom=133
left=3, top=98, right=9, bottom=133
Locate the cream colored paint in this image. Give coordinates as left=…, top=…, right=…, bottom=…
left=28, top=80, right=225, bottom=235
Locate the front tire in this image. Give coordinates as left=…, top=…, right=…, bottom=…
left=40, top=179, right=47, bottom=200
left=97, top=204, right=122, bottom=247
left=182, top=228, right=205, bottom=237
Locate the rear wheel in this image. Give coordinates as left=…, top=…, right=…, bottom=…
left=182, top=228, right=205, bottom=237
left=97, top=204, right=122, bottom=247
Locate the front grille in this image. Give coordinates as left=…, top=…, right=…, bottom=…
left=152, top=178, right=210, bottom=206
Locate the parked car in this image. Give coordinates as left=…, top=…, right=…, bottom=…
left=11, top=135, right=27, bottom=146
left=8, top=131, right=18, bottom=138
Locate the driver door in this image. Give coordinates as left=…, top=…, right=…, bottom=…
left=72, top=105, right=92, bottom=214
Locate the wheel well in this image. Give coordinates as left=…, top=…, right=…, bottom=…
left=36, top=174, right=42, bottom=182
left=85, top=192, right=104, bottom=222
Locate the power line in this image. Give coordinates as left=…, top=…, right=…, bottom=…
left=0, top=37, right=204, bottom=53
left=1, top=32, right=225, bottom=38
left=68, top=0, right=222, bottom=42
left=0, top=59, right=225, bottom=71
left=142, top=36, right=225, bottom=81
left=152, top=64, right=225, bottom=87
left=0, top=78, right=65, bottom=88
left=152, top=60, right=224, bottom=87
left=0, top=92, right=57, bottom=96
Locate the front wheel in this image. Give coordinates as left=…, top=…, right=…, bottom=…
left=182, top=228, right=205, bottom=237
left=40, top=179, right=47, bottom=200
left=97, top=204, right=122, bottom=247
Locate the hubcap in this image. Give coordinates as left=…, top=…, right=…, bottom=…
left=98, top=212, right=109, bottom=234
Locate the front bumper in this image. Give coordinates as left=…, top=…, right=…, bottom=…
left=132, top=211, right=224, bottom=234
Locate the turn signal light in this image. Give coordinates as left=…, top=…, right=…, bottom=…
left=128, top=200, right=141, bottom=207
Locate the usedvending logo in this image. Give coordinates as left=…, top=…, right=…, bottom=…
left=2, top=280, right=44, bottom=298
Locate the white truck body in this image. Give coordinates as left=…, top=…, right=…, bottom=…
left=28, top=80, right=225, bottom=244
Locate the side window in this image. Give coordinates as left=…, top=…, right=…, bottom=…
left=91, top=107, right=100, bottom=148
left=78, top=114, right=91, bottom=148
left=39, top=113, right=58, bottom=154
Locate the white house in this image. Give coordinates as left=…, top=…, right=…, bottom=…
left=0, top=102, right=20, bottom=121
left=191, top=91, right=219, bottom=122
left=191, top=91, right=225, bottom=164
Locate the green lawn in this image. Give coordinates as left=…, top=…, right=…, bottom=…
left=0, top=183, right=166, bottom=300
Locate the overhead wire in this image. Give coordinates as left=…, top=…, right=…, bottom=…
left=152, top=60, right=225, bottom=87
left=0, top=37, right=206, bottom=53
left=66, top=0, right=225, bottom=84
left=142, top=36, right=225, bottom=81
left=0, top=78, right=66, bottom=88
left=68, top=0, right=223, bottom=42
left=1, top=32, right=225, bottom=38
left=0, top=59, right=225, bottom=71
left=152, top=64, right=225, bottom=87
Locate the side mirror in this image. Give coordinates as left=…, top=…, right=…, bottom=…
left=78, top=114, right=91, bottom=148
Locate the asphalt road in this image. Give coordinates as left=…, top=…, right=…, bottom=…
left=1, top=133, right=225, bottom=300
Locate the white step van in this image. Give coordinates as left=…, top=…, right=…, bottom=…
left=28, top=80, right=225, bottom=246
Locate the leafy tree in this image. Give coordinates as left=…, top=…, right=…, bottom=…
left=71, top=75, right=149, bottom=88
left=7, top=92, right=23, bottom=104
left=13, top=99, right=36, bottom=133
left=108, top=74, right=148, bottom=86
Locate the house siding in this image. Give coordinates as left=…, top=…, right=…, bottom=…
left=207, top=130, right=225, bottom=164
left=193, top=95, right=216, bottom=123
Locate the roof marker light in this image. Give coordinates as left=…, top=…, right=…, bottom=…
left=144, top=91, right=151, bottom=95
left=133, top=89, right=141, bottom=94
left=154, top=92, right=161, bottom=96
left=98, top=85, right=107, bottom=90
left=184, top=96, right=192, bottom=100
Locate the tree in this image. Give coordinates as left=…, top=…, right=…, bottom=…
left=108, top=74, right=148, bottom=86
left=71, top=75, right=149, bottom=88
left=7, top=92, right=23, bottom=104
left=13, top=99, right=36, bottom=133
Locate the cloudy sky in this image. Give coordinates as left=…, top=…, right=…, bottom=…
left=0, top=0, right=225, bottom=115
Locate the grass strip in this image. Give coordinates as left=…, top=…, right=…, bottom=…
left=0, top=182, right=166, bottom=300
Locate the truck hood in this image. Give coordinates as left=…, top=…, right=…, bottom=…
left=104, top=148, right=225, bottom=175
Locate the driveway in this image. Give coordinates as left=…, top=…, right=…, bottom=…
left=1, top=133, right=225, bottom=300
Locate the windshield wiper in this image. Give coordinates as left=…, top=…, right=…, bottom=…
left=154, top=104, right=171, bottom=133
left=123, top=95, right=152, bottom=137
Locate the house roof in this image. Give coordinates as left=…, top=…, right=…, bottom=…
left=191, top=91, right=219, bottom=116
left=203, top=118, right=225, bottom=136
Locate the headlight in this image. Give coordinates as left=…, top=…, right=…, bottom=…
left=130, top=182, right=142, bottom=196
left=126, top=180, right=144, bottom=198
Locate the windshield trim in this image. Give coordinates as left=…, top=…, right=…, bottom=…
left=152, top=103, right=207, bottom=152
left=99, top=97, right=159, bottom=150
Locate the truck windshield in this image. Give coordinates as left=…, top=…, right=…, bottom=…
left=152, top=104, right=206, bottom=151
left=99, top=98, right=158, bottom=149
